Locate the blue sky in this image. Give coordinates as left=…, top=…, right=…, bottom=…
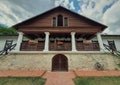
left=0, top=0, right=120, bottom=34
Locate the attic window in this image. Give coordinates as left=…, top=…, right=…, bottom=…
left=64, top=17, right=68, bottom=26
left=52, top=17, right=56, bottom=27
left=52, top=15, right=68, bottom=27
left=57, top=15, right=63, bottom=26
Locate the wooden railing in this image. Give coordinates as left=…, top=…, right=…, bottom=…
left=20, top=41, right=100, bottom=51
left=49, top=42, right=71, bottom=51
left=76, top=43, right=100, bottom=51
left=20, top=41, right=44, bottom=51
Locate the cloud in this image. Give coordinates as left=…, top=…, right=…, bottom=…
left=77, top=0, right=119, bottom=34
left=78, top=0, right=117, bottom=21
left=0, top=0, right=53, bottom=26
left=54, top=0, right=75, bottom=10
left=69, top=1, right=75, bottom=10
left=0, top=1, right=31, bottom=26
left=103, top=0, right=120, bottom=34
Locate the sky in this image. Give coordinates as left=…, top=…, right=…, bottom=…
left=0, top=0, right=120, bottom=34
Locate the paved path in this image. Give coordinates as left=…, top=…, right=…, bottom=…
left=0, top=70, right=46, bottom=77
left=0, top=70, right=120, bottom=85
left=43, top=72, right=75, bottom=85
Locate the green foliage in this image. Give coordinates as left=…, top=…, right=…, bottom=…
left=0, top=77, right=46, bottom=85
left=0, top=27, right=18, bottom=35
left=117, top=64, right=120, bottom=68
left=74, top=76, right=120, bottom=85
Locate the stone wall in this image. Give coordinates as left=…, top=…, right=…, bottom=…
left=0, top=53, right=119, bottom=71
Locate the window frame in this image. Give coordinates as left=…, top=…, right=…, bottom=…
left=52, top=17, right=57, bottom=27
left=4, top=40, right=13, bottom=50
left=108, top=40, right=116, bottom=50
left=52, top=15, right=69, bottom=27
left=64, top=17, right=68, bottom=27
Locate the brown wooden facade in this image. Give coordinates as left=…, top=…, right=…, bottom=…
left=13, top=6, right=107, bottom=51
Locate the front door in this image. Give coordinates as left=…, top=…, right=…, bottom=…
left=52, top=54, right=68, bottom=71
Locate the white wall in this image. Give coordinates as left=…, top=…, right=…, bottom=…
left=0, top=36, right=18, bottom=51
left=102, top=35, right=120, bottom=51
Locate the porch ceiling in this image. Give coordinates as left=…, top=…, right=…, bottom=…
left=24, top=32, right=96, bottom=40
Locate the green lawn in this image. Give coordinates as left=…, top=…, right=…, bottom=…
left=0, top=77, right=46, bottom=85
left=73, top=76, right=120, bottom=85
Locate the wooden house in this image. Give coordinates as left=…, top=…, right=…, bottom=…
left=0, top=6, right=119, bottom=71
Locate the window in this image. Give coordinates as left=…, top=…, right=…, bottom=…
left=52, top=17, right=56, bottom=27
left=52, top=15, right=68, bottom=27
left=108, top=40, right=116, bottom=50
left=64, top=17, right=68, bottom=26
left=57, top=15, right=63, bottom=26
left=4, top=40, right=13, bottom=50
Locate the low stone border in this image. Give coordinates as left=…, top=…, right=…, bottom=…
left=0, top=70, right=46, bottom=77
left=74, top=70, right=120, bottom=76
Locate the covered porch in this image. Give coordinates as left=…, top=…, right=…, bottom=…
left=16, top=32, right=103, bottom=52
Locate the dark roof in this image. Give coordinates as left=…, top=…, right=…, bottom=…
left=12, top=6, right=107, bottom=30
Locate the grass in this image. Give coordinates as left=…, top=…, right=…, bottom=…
left=73, top=76, right=120, bottom=85
left=0, top=77, right=46, bottom=85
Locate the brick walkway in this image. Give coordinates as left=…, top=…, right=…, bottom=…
left=0, top=70, right=46, bottom=77
left=74, top=70, right=120, bottom=77
left=43, top=72, right=75, bottom=85
left=0, top=70, right=120, bottom=85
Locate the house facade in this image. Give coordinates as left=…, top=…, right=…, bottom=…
left=0, top=6, right=119, bottom=71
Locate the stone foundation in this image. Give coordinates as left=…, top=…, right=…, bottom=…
left=0, top=53, right=119, bottom=71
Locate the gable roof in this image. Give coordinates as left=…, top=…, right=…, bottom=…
left=12, top=6, right=107, bottom=30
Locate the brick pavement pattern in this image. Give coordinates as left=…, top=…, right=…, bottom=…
left=0, top=70, right=120, bottom=85
left=43, top=72, right=75, bottom=85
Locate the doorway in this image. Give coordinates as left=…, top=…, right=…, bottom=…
left=52, top=54, right=68, bottom=71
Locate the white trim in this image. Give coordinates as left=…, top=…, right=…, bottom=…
left=10, top=51, right=103, bottom=54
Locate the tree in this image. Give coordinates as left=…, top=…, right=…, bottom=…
left=0, top=27, right=18, bottom=35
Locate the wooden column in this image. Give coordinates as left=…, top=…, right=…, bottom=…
left=43, top=32, right=50, bottom=52
left=97, top=33, right=104, bottom=52
left=71, top=32, right=77, bottom=52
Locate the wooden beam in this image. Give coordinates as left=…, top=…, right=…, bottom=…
left=19, top=27, right=101, bottom=33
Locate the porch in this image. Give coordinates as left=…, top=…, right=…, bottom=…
left=20, top=32, right=100, bottom=51
left=20, top=40, right=100, bottom=51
